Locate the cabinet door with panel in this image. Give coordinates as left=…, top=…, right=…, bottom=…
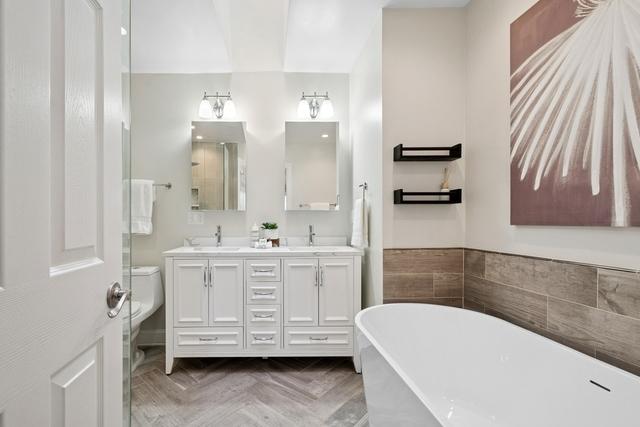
left=210, top=259, right=244, bottom=326
left=283, top=258, right=318, bottom=326
left=174, top=259, right=209, bottom=327
left=319, top=258, right=354, bottom=326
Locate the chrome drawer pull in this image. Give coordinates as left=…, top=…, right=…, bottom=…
left=253, top=268, right=274, bottom=273
left=254, top=290, right=275, bottom=296
left=253, top=313, right=274, bottom=318
left=199, top=337, right=219, bottom=342
left=253, top=336, right=274, bottom=342
left=309, top=336, right=329, bottom=341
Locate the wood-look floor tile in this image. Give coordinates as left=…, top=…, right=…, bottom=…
left=464, top=249, right=485, bottom=278
left=547, top=297, right=640, bottom=367
left=598, top=269, right=640, bottom=319
left=465, top=274, right=547, bottom=329
left=132, top=348, right=367, bottom=427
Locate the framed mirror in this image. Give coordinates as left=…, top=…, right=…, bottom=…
left=285, top=122, right=339, bottom=211
left=191, top=121, right=246, bottom=211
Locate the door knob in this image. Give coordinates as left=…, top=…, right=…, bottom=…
left=106, top=281, right=131, bottom=319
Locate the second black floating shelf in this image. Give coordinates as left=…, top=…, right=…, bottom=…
left=394, top=143, right=462, bottom=161
left=394, top=189, right=462, bottom=205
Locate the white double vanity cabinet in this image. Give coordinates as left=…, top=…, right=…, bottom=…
left=164, top=246, right=363, bottom=374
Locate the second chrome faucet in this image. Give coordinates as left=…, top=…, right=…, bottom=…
left=308, top=224, right=316, bottom=246
left=214, top=225, right=222, bottom=247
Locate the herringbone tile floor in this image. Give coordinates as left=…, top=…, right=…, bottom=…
left=132, top=347, right=369, bottom=427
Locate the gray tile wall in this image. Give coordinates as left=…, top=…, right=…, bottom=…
left=463, top=249, right=640, bottom=376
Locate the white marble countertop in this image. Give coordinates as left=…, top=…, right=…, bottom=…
left=163, top=245, right=364, bottom=257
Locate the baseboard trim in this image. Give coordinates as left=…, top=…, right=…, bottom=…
left=137, top=329, right=165, bottom=347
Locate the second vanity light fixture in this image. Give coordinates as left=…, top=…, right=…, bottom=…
left=198, top=91, right=237, bottom=119
left=297, top=91, right=334, bottom=119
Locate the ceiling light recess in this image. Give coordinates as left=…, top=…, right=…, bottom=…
left=297, top=91, right=334, bottom=119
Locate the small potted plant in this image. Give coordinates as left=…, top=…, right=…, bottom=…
left=261, top=222, right=279, bottom=247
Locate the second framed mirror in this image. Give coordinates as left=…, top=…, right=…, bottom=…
left=284, top=121, right=339, bottom=211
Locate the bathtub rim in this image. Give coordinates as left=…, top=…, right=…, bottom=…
left=355, top=303, right=640, bottom=426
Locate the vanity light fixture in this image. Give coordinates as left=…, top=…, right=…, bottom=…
left=321, top=134, right=329, bottom=138
left=198, top=91, right=236, bottom=120
left=297, top=92, right=334, bottom=119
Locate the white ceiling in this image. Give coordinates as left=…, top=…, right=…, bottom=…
left=132, top=0, right=470, bottom=74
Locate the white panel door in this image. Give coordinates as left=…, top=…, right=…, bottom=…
left=210, top=259, right=244, bottom=326
left=283, top=258, right=318, bottom=326
left=0, top=0, right=123, bottom=425
left=173, top=259, right=209, bottom=327
left=319, top=258, right=354, bottom=326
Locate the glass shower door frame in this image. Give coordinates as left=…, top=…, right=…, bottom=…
left=121, top=0, right=132, bottom=424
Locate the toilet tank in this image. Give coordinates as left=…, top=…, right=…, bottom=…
left=130, top=266, right=163, bottom=312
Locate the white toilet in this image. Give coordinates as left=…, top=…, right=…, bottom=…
left=126, top=266, right=164, bottom=371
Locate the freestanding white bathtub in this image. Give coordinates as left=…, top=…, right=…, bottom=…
left=355, top=304, right=640, bottom=427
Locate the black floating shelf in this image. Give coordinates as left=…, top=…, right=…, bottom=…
left=394, top=189, right=462, bottom=205
left=394, top=144, right=462, bottom=162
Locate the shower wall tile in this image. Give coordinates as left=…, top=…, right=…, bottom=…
left=547, top=297, right=640, bottom=367
left=383, top=249, right=463, bottom=306
left=597, top=269, right=640, bottom=319
left=465, top=274, right=547, bottom=329
left=464, top=249, right=485, bottom=278
left=463, top=249, right=640, bottom=377
left=383, top=297, right=463, bottom=308
left=383, top=249, right=463, bottom=274
left=434, top=273, right=463, bottom=297
left=485, top=252, right=597, bottom=307
left=383, top=273, right=433, bottom=299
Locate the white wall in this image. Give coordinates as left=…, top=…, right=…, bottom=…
left=131, top=72, right=351, bottom=333
left=465, top=0, right=640, bottom=270
left=382, top=8, right=467, bottom=249
left=350, top=15, right=384, bottom=307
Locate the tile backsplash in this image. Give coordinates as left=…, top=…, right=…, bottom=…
left=463, top=249, right=640, bottom=376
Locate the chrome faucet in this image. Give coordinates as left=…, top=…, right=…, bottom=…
left=214, top=225, right=222, bottom=247
left=308, top=224, right=316, bottom=246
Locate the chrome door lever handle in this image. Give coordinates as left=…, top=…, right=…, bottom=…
left=107, top=281, right=131, bottom=319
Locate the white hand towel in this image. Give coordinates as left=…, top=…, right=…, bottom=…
left=131, top=179, right=154, bottom=235
left=351, top=197, right=369, bottom=248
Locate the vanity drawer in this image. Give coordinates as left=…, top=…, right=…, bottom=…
left=173, top=327, right=243, bottom=355
left=246, top=327, right=281, bottom=353
left=246, top=304, right=281, bottom=326
left=284, top=327, right=353, bottom=354
left=246, top=282, right=282, bottom=304
left=246, top=259, right=281, bottom=282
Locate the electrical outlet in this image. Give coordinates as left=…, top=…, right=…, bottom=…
left=188, top=211, right=204, bottom=225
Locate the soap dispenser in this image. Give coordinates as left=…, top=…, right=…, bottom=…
left=250, top=223, right=260, bottom=246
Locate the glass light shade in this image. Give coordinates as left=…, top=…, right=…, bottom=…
left=224, top=99, right=236, bottom=119
left=198, top=99, right=213, bottom=119
left=297, top=99, right=310, bottom=118
left=319, top=98, right=334, bottom=118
